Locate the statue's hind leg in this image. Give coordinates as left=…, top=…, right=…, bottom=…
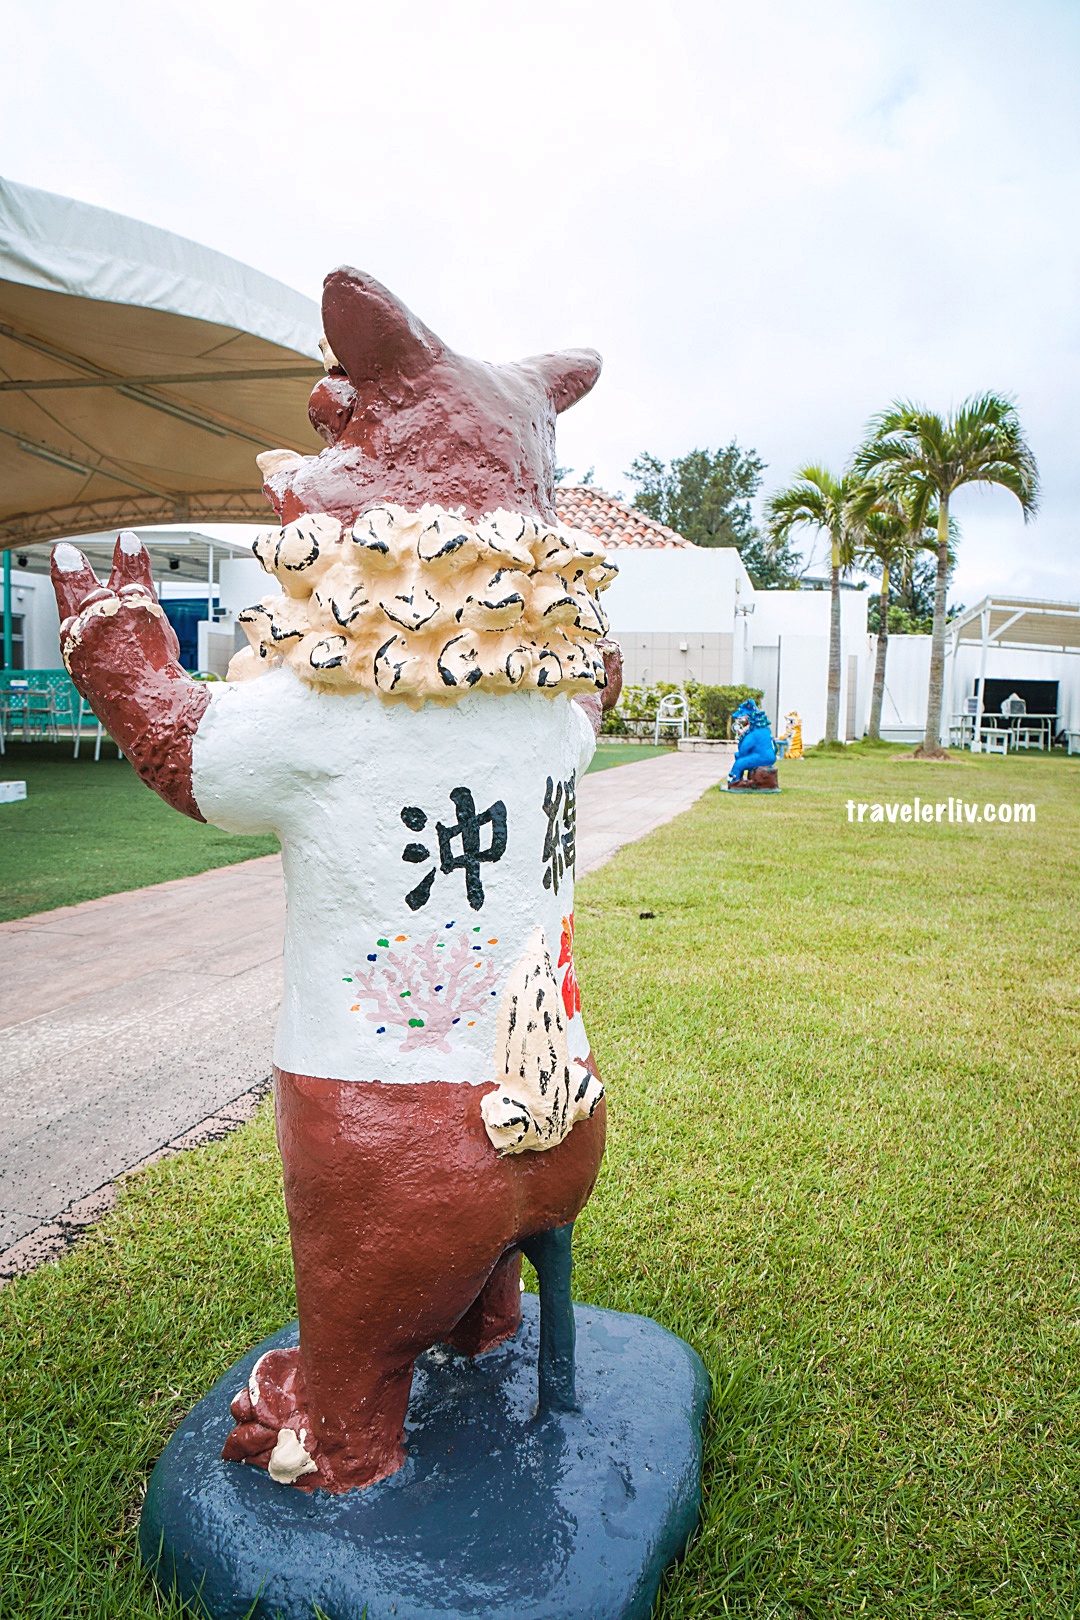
left=444, top=1247, right=523, bottom=1357
left=445, top=1223, right=581, bottom=1413
left=520, top=1222, right=578, bottom=1413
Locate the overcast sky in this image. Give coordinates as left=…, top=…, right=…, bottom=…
left=3, top=0, right=1077, bottom=602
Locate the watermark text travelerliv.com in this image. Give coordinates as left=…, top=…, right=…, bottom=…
left=846, top=797, right=1035, bottom=825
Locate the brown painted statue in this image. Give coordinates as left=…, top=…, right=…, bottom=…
left=52, top=268, right=623, bottom=1493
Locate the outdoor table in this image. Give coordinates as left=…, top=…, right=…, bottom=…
left=997, top=712, right=1057, bottom=749
left=3, top=682, right=59, bottom=744
left=950, top=713, right=975, bottom=748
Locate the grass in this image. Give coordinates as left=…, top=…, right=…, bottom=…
left=0, top=743, right=278, bottom=923
left=588, top=741, right=677, bottom=771
left=2, top=748, right=1079, bottom=1616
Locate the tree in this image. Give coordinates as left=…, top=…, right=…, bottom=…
left=764, top=465, right=864, bottom=744
left=882, top=551, right=936, bottom=633
left=625, top=442, right=798, bottom=587
left=856, top=494, right=938, bottom=740
left=854, top=394, right=1038, bottom=757
left=736, top=531, right=803, bottom=590
left=554, top=464, right=595, bottom=487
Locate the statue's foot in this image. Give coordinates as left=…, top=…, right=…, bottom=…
left=222, top=1347, right=325, bottom=1489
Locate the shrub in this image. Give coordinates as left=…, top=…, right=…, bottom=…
left=599, top=680, right=764, bottom=740
left=600, top=680, right=700, bottom=737
left=695, top=684, right=764, bottom=739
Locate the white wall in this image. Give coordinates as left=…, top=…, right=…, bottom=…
left=602, top=553, right=878, bottom=743
left=6, top=569, right=62, bottom=668
left=198, top=621, right=245, bottom=678
left=755, top=590, right=871, bottom=744
left=218, top=557, right=268, bottom=617
left=611, top=631, right=734, bottom=687
left=604, top=547, right=753, bottom=632
left=874, top=635, right=930, bottom=742
left=875, top=633, right=1080, bottom=741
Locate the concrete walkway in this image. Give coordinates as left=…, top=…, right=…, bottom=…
left=0, top=749, right=728, bottom=1275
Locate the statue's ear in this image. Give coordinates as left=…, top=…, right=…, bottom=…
left=521, top=348, right=603, bottom=414
left=322, top=267, right=445, bottom=386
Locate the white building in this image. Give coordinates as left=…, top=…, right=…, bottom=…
left=5, top=529, right=259, bottom=675
left=0, top=562, right=61, bottom=670
left=556, top=487, right=871, bottom=743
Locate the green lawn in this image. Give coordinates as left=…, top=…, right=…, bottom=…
left=0, top=743, right=278, bottom=923
left=588, top=741, right=677, bottom=772
left=2, top=748, right=1079, bottom=1616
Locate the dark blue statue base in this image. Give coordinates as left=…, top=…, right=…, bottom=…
left=140, top=1295, right=709, bottom=1620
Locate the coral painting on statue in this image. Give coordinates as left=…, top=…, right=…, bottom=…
left=53, top=266, right=707, bottom=1619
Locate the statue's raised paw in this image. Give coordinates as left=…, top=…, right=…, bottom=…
left=50, top=534, right=210, bottom=821
left=53, top=535, right=182, bottom=677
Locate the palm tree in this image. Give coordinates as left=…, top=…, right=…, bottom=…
left=765, top=466, right=863, bottom=744
left=856, top=495, right=938, bottom=740
left=854, top=394, right=1039, bottom=757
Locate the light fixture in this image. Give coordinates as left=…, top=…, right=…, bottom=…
left=18, top=438, right=97, bottom=477
left=16, top=437, right=159, bottom=494
left=168, top=557, right=181, bottom=572
left=16, top=554, right=28, bottom=567
left=116, top=385, right=226, bottom=437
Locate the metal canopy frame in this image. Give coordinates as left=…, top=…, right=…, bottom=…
left=10, top=526, right=257, bottom=589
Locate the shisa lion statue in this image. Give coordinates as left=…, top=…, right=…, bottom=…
left=727, top=697, right=780, bottom=792
left=53, top=267, right=616, bottom=1491
left=52, top=267, right=705, bottom=1618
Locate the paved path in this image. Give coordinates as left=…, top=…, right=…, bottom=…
left=0, top=749, right=728, bottom=1274
left=577, top=750, right=731, bottom=875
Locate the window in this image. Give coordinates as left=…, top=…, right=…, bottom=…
left=2, top=614, right=25, bottom=671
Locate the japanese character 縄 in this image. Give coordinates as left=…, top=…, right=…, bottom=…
left=541, top=773, right=577, bottom=895
left=401, top=787, right=508, bottom=911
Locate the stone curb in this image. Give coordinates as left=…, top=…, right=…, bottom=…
left=0, top=1075, right=271, bottom=1286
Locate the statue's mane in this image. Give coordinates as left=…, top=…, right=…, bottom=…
left=231, top=503, right=616, bottom=709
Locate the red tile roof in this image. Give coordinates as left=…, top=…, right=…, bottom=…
left=554, top=486, right=693, bottom=549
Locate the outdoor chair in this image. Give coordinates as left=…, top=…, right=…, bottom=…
left=653, top=692, right=689, bottom=746
left=1015, top=726, right=1044, bottom=750
left=73, top=696, right=122, bottom=760
left=978, top=730, right=1009, bottom=756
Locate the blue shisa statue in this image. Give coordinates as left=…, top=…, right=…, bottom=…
left=727, top=698, right=780, bottom=792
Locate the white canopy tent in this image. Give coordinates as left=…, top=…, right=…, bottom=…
left=947, top=596, right=1080, bottom=742
left=0, top=175, right=324, bottom=665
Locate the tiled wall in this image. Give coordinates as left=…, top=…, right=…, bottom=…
left=608, top=631, right=734, bottom=688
